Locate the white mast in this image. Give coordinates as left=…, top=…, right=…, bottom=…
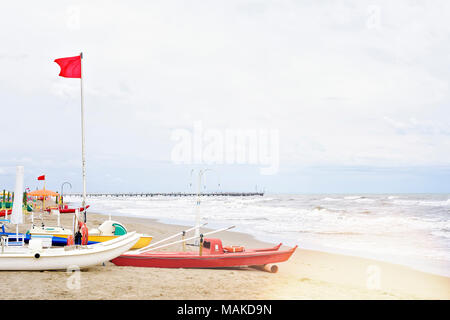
left=80, top=52, right=87, bottom=222
left=194, top=170, right=202, bottom=241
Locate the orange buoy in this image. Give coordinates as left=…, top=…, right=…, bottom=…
left=223, top=246, right=245, bottom=253
left=80, top=223, right=89, bottom=245
left=67, top=235, right=74, bottom=246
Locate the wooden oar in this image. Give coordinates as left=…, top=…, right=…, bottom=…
left=138, top=225, right=235, bottom=253
left=134, top=223, right=208, bottom=254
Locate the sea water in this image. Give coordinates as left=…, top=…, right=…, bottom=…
left=65, top=194, right=450, bottom=277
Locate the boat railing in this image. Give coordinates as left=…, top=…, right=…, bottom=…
left=1, top=234, right=25, bottom=253
left=5, top=234, right=25, bottom=247
left=0, top=219, right=25, bottom=248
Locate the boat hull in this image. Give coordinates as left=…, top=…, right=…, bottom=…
left=0, top=232, right=139, bottom=270
left=112, top=246, right=297, bottom=269
left=45, top=205, right=90, bottom=214
left=0, top=209, right=11, bottom=217
left=87, top=235, right=152, bottom=249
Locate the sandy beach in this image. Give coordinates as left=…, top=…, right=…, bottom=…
left=1, top=211, right=449, bottom=300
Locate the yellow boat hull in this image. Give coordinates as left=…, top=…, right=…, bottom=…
left=88, top=235, right=152, bottom=249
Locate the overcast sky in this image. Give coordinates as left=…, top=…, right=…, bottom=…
left=0, top=1, right=449, bottom=193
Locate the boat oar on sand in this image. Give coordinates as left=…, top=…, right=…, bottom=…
left=112, top=225, right=297, bottom=272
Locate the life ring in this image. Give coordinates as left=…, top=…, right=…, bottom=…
left=80, top=223, right=89, bottom=245
left=67, top=235, right=74, bottom=246
left=223, top=246, right=245, bottom=253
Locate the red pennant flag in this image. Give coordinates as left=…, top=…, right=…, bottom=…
left=37, top=175, right=45, bottom=181
left=54, top=55, right=81, bottom=78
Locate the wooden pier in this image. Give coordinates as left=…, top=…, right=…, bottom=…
left=66, top=192, right=264, bottom=197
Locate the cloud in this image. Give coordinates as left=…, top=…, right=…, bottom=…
left=0, top=1, right=449, bottom=191
left=384, top=117, right=450, bottom=135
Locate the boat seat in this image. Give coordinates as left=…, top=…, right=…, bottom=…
left=97, top=220, right=127, bottom=236
left=113, top=223, right=127, bottom=236
left=203, top=238, right=224, bottom=254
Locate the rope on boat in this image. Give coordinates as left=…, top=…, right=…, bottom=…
left=138, top=225, right=236, bottom=253
left=134, top=222, right=208, bottom=254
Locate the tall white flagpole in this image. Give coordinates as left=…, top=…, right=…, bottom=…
left=80, top=52, right=87, bottom=222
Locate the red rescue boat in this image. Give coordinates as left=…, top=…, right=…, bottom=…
left=111, top=238, right=297, bottom=270
left=58, top=205, right=90, bottom=213
left=0, top=209, right=12, bottom=217
left=45, top=205, right=90, bottom=213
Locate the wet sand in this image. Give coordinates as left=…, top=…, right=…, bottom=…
left=0, top=211, right=449, bottom=299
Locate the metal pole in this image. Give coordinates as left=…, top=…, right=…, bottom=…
left=199, top=234, right=204, bottom=256
left=61, top=181, right=72, bottom=205
left=194, top=170, right=202, bottom=242
left=80, top=52, right=87, bottom=223
left=182, top=231, right=186, bottom=252
left=73, top=208, right=78, bottom=239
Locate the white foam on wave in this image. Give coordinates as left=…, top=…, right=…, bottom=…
left=354, top=198, right=375, bottom=203
left=418, top=200, right=450, bottom=207
left=392, top=198, right=450, bottom=207
left=322, top=197, right=342, bottom=201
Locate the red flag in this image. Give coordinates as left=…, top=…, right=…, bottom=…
left=37, top=175, right=45, bottom=181
left=54, top=55, right=81, bottom=78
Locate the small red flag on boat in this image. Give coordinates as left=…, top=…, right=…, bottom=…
left=37, top=175, right=45, bottom=181
left=54, top=55, right=81, bottom=78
